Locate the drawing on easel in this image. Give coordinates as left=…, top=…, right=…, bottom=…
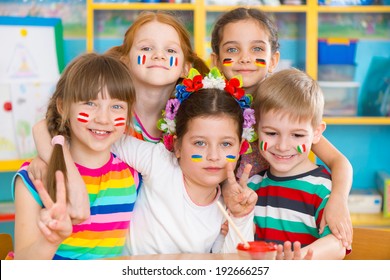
left=0, top=17, right=64, bottom=160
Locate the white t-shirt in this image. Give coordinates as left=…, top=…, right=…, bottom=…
left=113, top=136, right=254, bottom=255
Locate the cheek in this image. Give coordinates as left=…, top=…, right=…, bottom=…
left=76, top=112, right=89, bottom=123
left=137, top=54, right=146, bottom=65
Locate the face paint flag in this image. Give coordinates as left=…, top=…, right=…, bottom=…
left=137, top=55, right=146, bottom=65
left=260, top=140, right=267, bottom=151
left=297, top=144, right=306, bottom=154
left=223, top=58, right=233, bottom=66
left=255, top=58, right=266, bottom=67
left=77, top=112, right=89, bottom=123
left=114, top=117, right=126, bottom=127
left=169, top=56, right=178, bottom=67
left=226, top=155, right=236, bottom=162
left=191, top=154, right=203, bottom=162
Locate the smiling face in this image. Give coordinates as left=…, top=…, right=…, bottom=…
left=212, top=19, right=279, bottom=94
left=68, top=89, right=128, bottom=163
left=257, top=110, right=325, bottom=177
left=174, top=115, right=242, bottom=191
left=128, top=20, right=189, bottom=88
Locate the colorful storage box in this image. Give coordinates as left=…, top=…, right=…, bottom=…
left=348, top=189, right=382, bottom=214
left=376, top=171, right=390, bottom=218
left=318, top=38, right=358, bottom=65
left=319, top=81, right=359, bottom=116
left=318, top=64, right=356, bottom=81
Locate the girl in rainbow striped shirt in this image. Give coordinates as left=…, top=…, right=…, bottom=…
left=12, top=53, right=140, bottom=259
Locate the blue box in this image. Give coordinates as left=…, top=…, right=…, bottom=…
left=318, top=38, right=358, bottom=65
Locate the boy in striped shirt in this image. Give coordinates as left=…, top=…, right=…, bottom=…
left=249, top=68, right=347, bottom=260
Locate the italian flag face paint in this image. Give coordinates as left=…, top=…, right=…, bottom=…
left=255, top=58, right=266, bottom=67
left=297, top=144, right=306, bottom=154
left=223, top=58, right=233, bottom=66
left=77, top=112, right=89, bottom=123
left=191, top=154, right=203, bottom=162
left=137, top=55, right=146, bottom=65
left=169, top=56, right=178, bottom=67
left=260, top=141, right=267, bottom=151
left=114, top=117, right=126, bottom=127
left=226, top=155, right=237, bottom=162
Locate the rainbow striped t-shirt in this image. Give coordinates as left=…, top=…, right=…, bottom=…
left=13, top=153, right=139, bottom=260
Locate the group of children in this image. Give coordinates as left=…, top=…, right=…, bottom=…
left=12, top=7, right=353, bottom=260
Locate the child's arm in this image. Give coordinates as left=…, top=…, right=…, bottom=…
left=312, top=136, right=353, bottom=248
left=32, top=119, right=90, bottom=224
left=300, top=234, right=346, bottom=260
left=14, top=171, right=72, bottom=259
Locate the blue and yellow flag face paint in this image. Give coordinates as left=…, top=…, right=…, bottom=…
left=226, top=155, right=237, bottom=162
left=191, top=154, right=203, bottom=162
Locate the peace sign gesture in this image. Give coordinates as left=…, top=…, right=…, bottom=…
left=222, top=163, right=258, bottom=217
left=34, top=170, right=72, bottom=245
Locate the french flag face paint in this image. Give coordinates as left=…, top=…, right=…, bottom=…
left=114, top=117, right=126, bottom=127
left=191, top=154, right=203, bottom=162
left=297, top=144, right=306, bottom=154
left=169, top=56, right=178, bottom=67
left=226, top=155, right=236, bottom=162
left=255, top=58, right=266, bottom=68
left=77, top=112, right=89, bottom=123
left=222, top=58, right=233, bottom=66
left=137, top=55, right=146, bottom=65
left=260, top=140, right=267, bottom=151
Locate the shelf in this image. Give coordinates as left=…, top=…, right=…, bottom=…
left=351, top=213, right=390, bottom=228
left=89, top=3, right=196, bottom=11
left=324, top=117, right=390, bottom=125
left=318, top=6, right=390, bottom=13
left=0, top=160, right=25, bottom=172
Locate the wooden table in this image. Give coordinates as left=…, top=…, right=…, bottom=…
left=109, top=253, right=241, bottom=260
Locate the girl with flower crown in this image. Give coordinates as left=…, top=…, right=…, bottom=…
left=111, top=68, right=257, bottom=254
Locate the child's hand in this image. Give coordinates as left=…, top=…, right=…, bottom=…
left=319, top=194, right=353, bottom=249
left=222, top=163, right=257, bottom=217
left=27, top=157, right=48, bottom=182
left=220, top=220, right=229, bottom=237
left=35, top=171, right=72, bottom=245
left=276, top=241, right=313, bottom=260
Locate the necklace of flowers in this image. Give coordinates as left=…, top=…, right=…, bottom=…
left=157, top=67, right=258, bottom=153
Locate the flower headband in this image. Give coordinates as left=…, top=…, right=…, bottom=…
left=157, top=67, right=258, bottom=153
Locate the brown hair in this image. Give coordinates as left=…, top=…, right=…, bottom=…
left=253, top=68, right=324, bottom=128
left=107, top=11, right=209, bottom=77
left=45, top=53, right=136, bottom=201
left=175, top=88, right=244, bottom=146
left=211, top=7, right=280, bottom=57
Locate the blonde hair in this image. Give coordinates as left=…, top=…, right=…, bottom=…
left=45, top=53, right=136, bottom=201
left=253, top=68, right=324, bottom=128
left=107, top=11, right=209, bottom=76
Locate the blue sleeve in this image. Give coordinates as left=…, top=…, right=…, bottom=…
left=11, top=168, right=43, bottom=207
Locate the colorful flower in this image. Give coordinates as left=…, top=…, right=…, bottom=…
left=165, top=98, right=180, bottom=120
left=163, top=134, right=174, bottom=152
left=183, top=74, right=203, bottom=92
left=224, top=77, right=245, bottom=100
left=243, top=108, right=256, bottom=128
left=175, top=84, right=191, bottom=102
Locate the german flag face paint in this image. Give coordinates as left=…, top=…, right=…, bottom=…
left=260, top=140, right=267, bottom=151
left=297, top=144, right=306, bottom=154
left=191, top=154, right=203, bottom=162
left=137, top=55, right=146, bottom=65
left=222, top=58, right=233, bottom=66
left=114, top=117, right=126, bottom=127
left=169, top=56, right=178, bottom=67
left=77, top=112, right=89, bottom=123
left=255, top=58, right=266, bottom=68
left=226, top=155, right=237, bottom=162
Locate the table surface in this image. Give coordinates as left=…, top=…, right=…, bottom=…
left=108, top=253, right=242, bottom=260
